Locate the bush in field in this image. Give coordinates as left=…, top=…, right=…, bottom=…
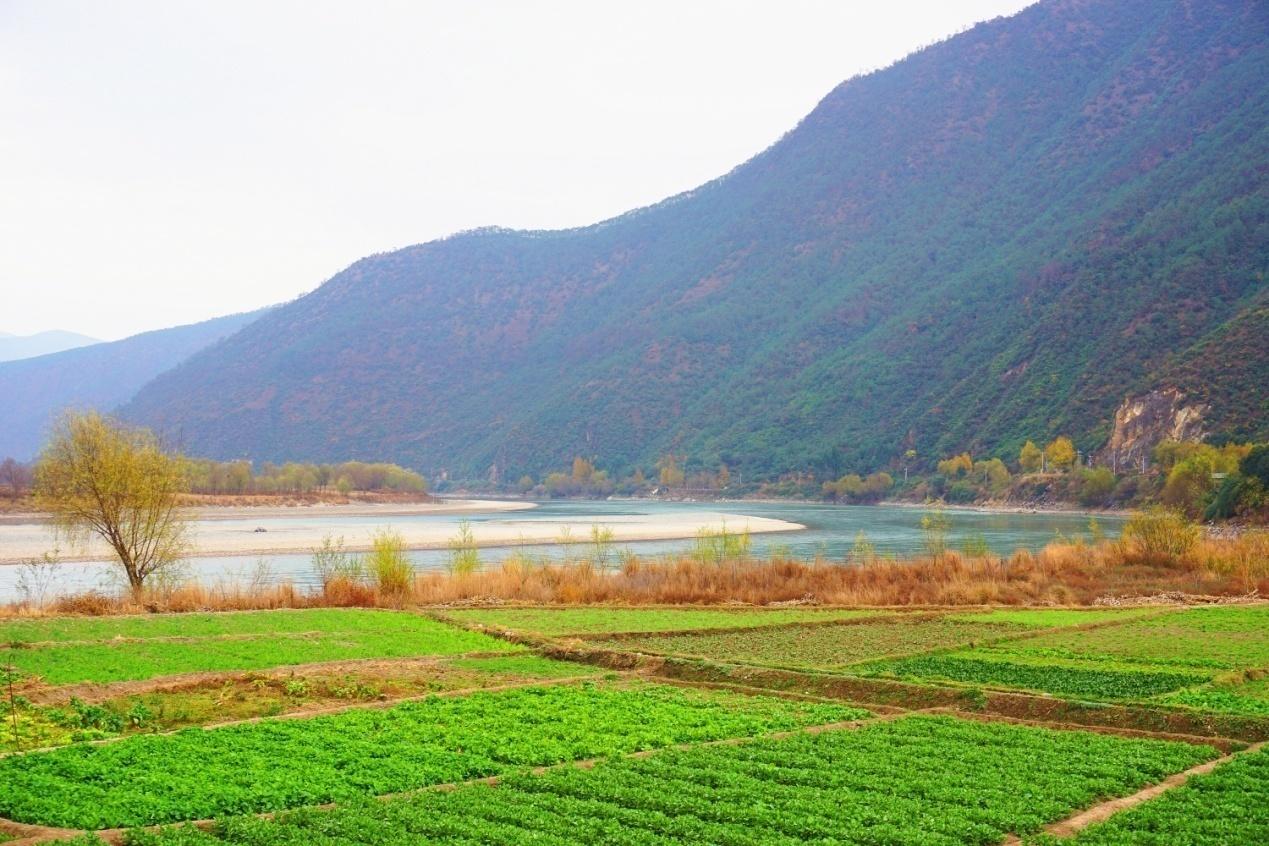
left=366, top=529, right=412, bottom=597
left=1121, top=507, right=1199, bottom=563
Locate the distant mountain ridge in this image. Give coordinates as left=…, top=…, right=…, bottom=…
left=0, top=309, right=268, bottom=460
left=0, top=330, right=100, bottom=362
left=123, top=0, right=1268, bottom=480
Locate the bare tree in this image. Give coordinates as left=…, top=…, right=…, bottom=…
left=0, top=457, right=31, bottom=497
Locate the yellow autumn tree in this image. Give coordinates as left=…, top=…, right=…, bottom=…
left=657, top=455, right=684, bottom=487
left=1019, top=440, right=1043, bottom=473
left=1044, top=436, right=1077, bottom=471
left=34, top=411, right=189, bottom=595
left=571, top=456, right=595, bottom=483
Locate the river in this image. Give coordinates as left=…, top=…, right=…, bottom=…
left=0, top=499, right=1120, bottom=602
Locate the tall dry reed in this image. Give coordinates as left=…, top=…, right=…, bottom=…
left=2, top=532, right=1264, bottom=618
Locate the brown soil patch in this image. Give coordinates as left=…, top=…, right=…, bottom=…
left=17, top=651, right=519, bottom=706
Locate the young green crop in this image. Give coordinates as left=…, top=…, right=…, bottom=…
left=0, top=608, right=432, bottom=645
left=1, top=610, right=515, bottom=685
left=0, top=681, right=867, bottom=829
left=442, top=607, right=888, bottom=635
left=859, top=652, right=1210, bottom=699
left=108, top=715, right=1214, bottom=845
left=1, top=654, right=605, bottom=754
left=944, top=608, right=1158, bottom=628
left=601, top=617, right=1029, bottom=669
left=1029, top=746, right=1269, bottom=844
left=983, top=605, right=1269, bottom=671
left=1157, top=678, right=1269, bottom=716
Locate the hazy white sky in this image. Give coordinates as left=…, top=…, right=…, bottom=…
left=1, top=1, right=1032, bottom=340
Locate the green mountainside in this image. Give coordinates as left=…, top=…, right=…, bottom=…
left=0, top=309, right=268, bottom=460
left=122, top=0, right=1268, bottom=481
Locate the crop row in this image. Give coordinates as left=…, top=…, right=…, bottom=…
left=859, top=653, right=1211, bottom=700
left=99, top=716, right=1215, bottom=845
left=599, top=617, right=1029, bottom=668
left=1030, top=745, right=1269, bottom=844
left=0, top=681, right=867, bottom=829
left=4, top=616, right=515, bottom=686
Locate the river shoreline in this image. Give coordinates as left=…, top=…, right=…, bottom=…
left=0, top=506, right=803, bottom=565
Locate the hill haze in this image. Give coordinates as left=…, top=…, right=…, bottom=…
left=123, top=0, right=1268, bottom=481
left=0, top=309, right=268, bottom=461
left=0, top=330, right=100, bottom=363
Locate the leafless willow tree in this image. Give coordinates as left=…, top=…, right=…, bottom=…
left=0, top=457, right=31, bottom=497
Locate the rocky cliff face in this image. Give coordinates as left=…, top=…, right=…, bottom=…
left=1100, top=389, right=1206, bottom=471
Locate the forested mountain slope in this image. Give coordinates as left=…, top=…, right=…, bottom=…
left=123, top=0, right=1268, bottom=480
left=0, top=309, right=267, bottom=460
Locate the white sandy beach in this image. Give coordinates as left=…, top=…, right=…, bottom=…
left=0, top=500, right=803, bottom=564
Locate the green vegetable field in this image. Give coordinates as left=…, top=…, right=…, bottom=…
left=78, top=716, right=1216, bottom=845
left=599, top=616, right=1030, bottom=668
left=0, top=681, right=865, bottom=828
left=3, top=602, right=1266, bottom=843
left=979, top=606, right=1269, bottom=671
left=0, top=609, right=516, bottom=684
left=441, top=606, right=888, bottom=635
left=0, top=608, right=431, bottom=645
left=1031, top=746, right=1269, bottom=845
left=858, top=653, right=1211, bottom=699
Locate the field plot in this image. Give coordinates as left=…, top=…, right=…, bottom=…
left=0, top=609, right=440, bottom=644
left=859, top=606, right=1269, bottom=707
left=943, top=608, right=1160, bottom=628
left=1159, top=674, right=1269, bottom=716
left=0, top=609, right=516, bottom=686
left=2, top=654, right=604, bottom=753
left=0, top=681, right=866, bottom=829
left=104, top=716, right=1215, bottom=845
left=857, top=652, right=1211, bottom=700
left=442, top=606, right=888, bottom=636
left=981, top=606, right=1269, bottom=671
left=1032, top=746, right=1269, bottom=845
left=599, top=617, right=1029, bottom=669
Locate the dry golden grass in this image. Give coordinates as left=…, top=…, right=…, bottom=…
left=411, top=532, right=1267, bottom=607
left=2, top=532, right=1264, bottom=618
